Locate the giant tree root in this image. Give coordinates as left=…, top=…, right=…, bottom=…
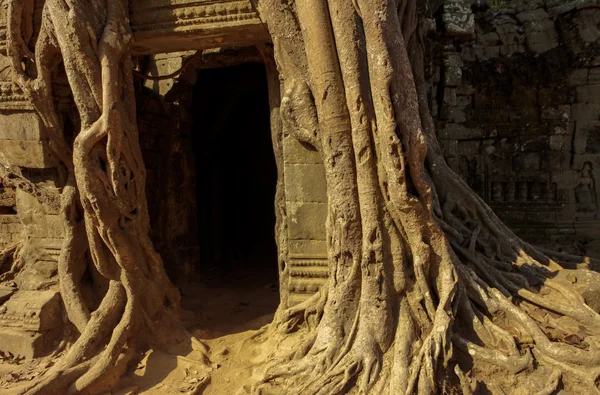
left=5, top=0, right=212, bottom=393
left=244, top=0, right=600, bottom=393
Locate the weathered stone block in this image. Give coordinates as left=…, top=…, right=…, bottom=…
left=547, top=0, right=600, bottom=16
left=444, top=66, right=463, bottom=87
left=457, top=141, right=480, bottom=156
left=513, top=153, right=541, bottom=171
left=521, top=136, right=549, bottom=152
left=590, top=68, right=600, bottom=84
left=446, top=106, right=467, bottom=123
left=0, top=329, right=47, bottom=359
left=485, top=46, right=501, bottom=59
left=569, top=69, right=590, bottom=86
left=516, top=8, right=550, bottom=24
left=572, top=103, right=600, bottom=122
left=287, top=202, right=327, bottom=241
left=439, top=139, right=458, bottom=158
left=456, top=95, right=472, bottom=107
left=0, top=188, right=15, bottom=207
left=576, top=84, right=600, bottom=103
left=284, top=164, right=327, bottom=203
left=479, top=32, right=501, bottom=47
left=574, top=121, right=600, bottom=154
left=0, top=290, right=61, bottom=332
left=524, top=19, right=559, bottom=54
left=550, top=134, right=571, bottom=151
left=0, top=112, right=58, bottom=168
left=443, top=88, right=457, bottom=106
left=442, top=1, right=475, bottom=37
left=283, top=135, right=321, bottom=164
left=288, top=239, right=327, bottom=259
left=438, top=123, right=485, bottom=140
left=541, top=105, right=571, bottom=121
left=515, top=0, right=545, bottom=13
left=443, top=52, right=464, bottom=68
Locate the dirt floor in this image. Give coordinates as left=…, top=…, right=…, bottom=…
left=0, top=264, right=281, bottom=394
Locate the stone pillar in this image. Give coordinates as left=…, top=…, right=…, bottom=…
left=282, top=136, right=328, bottom=305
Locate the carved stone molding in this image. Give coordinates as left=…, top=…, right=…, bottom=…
left=0, top=0, right=269, bottom=56
left=130, top=0, right=269, bottom=54
left=0, top=83, right=33, bottom=111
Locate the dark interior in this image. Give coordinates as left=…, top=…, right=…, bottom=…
left=190, top=63, right=278, bottom=284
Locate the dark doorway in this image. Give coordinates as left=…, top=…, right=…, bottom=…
left=187, top=63, right=279, bottom=335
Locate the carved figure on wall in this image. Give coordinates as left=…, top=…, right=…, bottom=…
left=2, top=0, right=600, bottom=394
left=576, top=162, right=598, bottom=215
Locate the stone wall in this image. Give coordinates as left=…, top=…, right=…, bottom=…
left=0, top=179, right=21, bottom=250
left=433, top=0, right=600, bottom=255
left=135, top=52, right=201, bottom=284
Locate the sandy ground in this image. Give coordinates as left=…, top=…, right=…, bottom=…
left=0, top=264, right=281, bottom=394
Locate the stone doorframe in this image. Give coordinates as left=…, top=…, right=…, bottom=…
left=0, top=0, right=329, bottom=308
left=127, top=0, right=330, bottom=307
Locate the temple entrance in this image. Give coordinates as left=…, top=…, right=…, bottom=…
left=182, top=62, right=280, bottom=338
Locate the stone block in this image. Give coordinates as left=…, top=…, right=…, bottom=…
left=479, top=32, right=501, bottom=47
left=513, top=153, right=541, bottom=171
left=590, top=68, right=600, bottom=84
left=576, top=84, right=600, bottom=103
left=516, top=8, right=550, bottom=24
left=496, top=23, right=524, bottom=49
left=456, top=95, right=472, bottom=107
left=0, top=112, right=58, bottom=168
left=0, top=189, right=15, bottom=207
left=521, top=136, right=548, bottom=152
left=443, top=52, right=464, bottom=68
left=538, top=88, right=571, bottom=107
left=442, top=1, right=475, bottom=38
left=284, top=164, right=327, bottom=203
left=547, top=0, right=600, bottom=16
left=0, top=112, right=40, bottom=140
left=442, top=106, right=467, bottom=123
left=457, top=85, right=476, bottom=95
left=541, top=105, right=571, bottom=121
left=569, top=69, right=590, bottom=86
left=485, top=46, right=501, bottom=59
left=288, top=239, right=327, bottom=259
left=0, top=140, right=58, bottom=169
left=444, top=66, right=463, bottom=87
left=574, top=121, right=600, bottom=154
left=457, top=141, right=480, bottom=156
left=524, top=20, right=559, bottom=54
left=549, top=134, right=571, bottom=151
left=438, top=123, right=485, bottom=140
left=283, top=135, right=321, bottom=164
left=515, top=0, right=545, bottom=13
left=443, top=88, right=457, bottom=106
left=287, top=202, right=327, bottom=241
left=0, top=290, right=61, bottom=332
left=571, top=103, right=600, bottom=122
left=439, top=139, right=458, bottom=158
left=544, top=150, right=572, bottom=171
left=0, top=328, right=47, bottom=359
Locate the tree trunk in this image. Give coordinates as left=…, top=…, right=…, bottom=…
left=250, top=0, right=600, bottom=393
left=7, top=0, right=207, bottom=394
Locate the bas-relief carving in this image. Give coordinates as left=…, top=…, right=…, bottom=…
left=575, top=162, right=600, bottom=217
